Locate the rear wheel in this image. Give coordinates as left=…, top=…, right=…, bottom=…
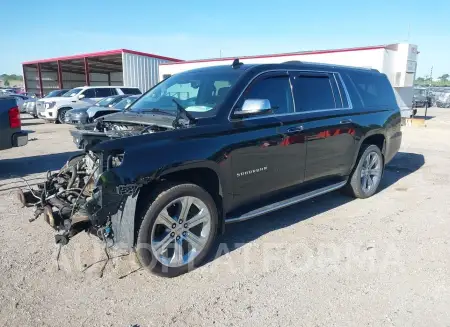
left=136, top=183, right=218, bottom=277
left=345, top=144, right=384, bottom=199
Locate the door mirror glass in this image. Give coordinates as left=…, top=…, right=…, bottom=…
left=78, top=94, right=85, bottom=100
left=234, top=99, right=272, bottom=117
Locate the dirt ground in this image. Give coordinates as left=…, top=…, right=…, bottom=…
left=0, top=108, right=449, bottom=327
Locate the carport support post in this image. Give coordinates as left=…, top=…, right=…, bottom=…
left=37, top=63, right=44, bottom=97
left=57, top=60, right=63, bottom=89
left=108, top=72, right=111, bottom=86
left=84, top=57, right=90, bottom=86
left=22, top=65, right=28, bottom=93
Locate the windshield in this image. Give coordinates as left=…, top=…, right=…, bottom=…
left=62, top=88, right=83, bottom=97
left=96, top=96, right=119, bottom=107
left=129, top=69, right=243, bottom=117
left=115, top=96, right=139, bottom=110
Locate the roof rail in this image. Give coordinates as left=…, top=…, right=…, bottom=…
left=283, top=61, right=302, bottom=64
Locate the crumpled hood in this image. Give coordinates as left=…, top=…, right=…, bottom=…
left=98, top=111, right=176, bottom=129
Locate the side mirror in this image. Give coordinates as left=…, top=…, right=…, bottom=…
left=77, top=94, right=85, bottom=100
left=233, top=99, right=273, bottom=117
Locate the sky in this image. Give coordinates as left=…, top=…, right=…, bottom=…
left=0, top=0, right=449, bottom=78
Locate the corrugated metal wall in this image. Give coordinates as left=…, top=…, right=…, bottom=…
left=122, top=52, right=172, bottom=92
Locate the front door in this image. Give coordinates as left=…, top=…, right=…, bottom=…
left=289, top=71, right=357, bottom=181
left=229, top=71, right=305, bottom=208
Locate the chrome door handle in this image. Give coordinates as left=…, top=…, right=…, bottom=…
left=340, top=119, right=352, bottom=124
left=287, top=126, right=304, bottom=133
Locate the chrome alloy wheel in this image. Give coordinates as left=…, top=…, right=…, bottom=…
left=150, top=196, right=212, bottom=267
left=360, top=151, right=382, bottom=193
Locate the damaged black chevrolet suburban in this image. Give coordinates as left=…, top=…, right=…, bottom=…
left=19, top=60, right=402, bottom=277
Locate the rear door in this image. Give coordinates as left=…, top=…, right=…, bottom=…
left=290, top=71, right=357, bottom=181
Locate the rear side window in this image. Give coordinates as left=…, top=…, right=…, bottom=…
left=95, top=88, right=117, bottom=97
left=291, top=73, right=337, bottom=111
left=120, top=88, right=142, bottom=95
left=347, top=71, right=397, bottom=107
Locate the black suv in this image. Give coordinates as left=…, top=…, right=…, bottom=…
left=21, top=61, right=402, bottom=277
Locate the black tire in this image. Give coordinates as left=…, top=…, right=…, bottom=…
left=136, top=182, right=219, bottom=277
left=57, top=108, right=69, bottom=124
left=344, top=144, right=384, bottom=199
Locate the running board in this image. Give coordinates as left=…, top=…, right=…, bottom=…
left=225, top=180, right=347, bottom=224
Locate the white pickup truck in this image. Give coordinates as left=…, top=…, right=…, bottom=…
left=36, top=86, right=141, bottom=123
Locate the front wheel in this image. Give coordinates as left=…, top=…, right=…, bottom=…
left=57, top=108, right=68, bottom=124
left=136, top=183, right=218, bottom=277
left=345, top=144, right=384, bottom=199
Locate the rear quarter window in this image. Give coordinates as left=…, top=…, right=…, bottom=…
left=347, top=71, right=397, bottom=108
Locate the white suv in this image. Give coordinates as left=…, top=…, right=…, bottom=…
left=36, top=86, right=141, bottom=123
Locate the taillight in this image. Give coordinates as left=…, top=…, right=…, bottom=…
left=8, top=106, right=21, bottom=128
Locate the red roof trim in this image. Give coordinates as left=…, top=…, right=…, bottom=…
left=160, top=45, right=387, bottom=65
left=22, top=49, right=182, bottom=65
left=121, top=49, right=183, bottom=62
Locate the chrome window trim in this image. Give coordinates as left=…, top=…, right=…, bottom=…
left=333, top=73, right=344, bottom=107
left=337, top=73, right=353, bottom=109
left=327, top=75, right=338, bottom=108
left=228, top=69, right=353, bottom=122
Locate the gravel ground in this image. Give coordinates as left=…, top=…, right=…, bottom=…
left=0, top=108, right=449, bottom=327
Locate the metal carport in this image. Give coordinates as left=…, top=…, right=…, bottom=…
left=22, top=49, right=182, bottom=97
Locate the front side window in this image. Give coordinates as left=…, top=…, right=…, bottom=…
left=238, top=75, right=294, bottom=115
left=95, top=88, right=117, bottom=98
left=291, top=74, right=336, bottom=111
left=130, top=69, right=244, bottom=118
left=82, top=89, right=96, bottom=98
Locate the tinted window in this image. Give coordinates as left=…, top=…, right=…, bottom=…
left=120, top=88, right=142, bottom=95
left=347, top=71, right=397, bottom=107
left=95, top=88, right=116, bottom=98
left=82, top=89, right=96, bottom=98
left=292, top=74, right=336, bottom=111
left=241, top=75, right=294, bottom=115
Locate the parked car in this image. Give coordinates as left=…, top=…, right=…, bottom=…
left=36, top=86, right=142, bottom=123
left=25, top=89, right=69, bottom=118
left=65, top=94, right=134, bottom=125
left=0, top=97, right=27, bottom=151
left=21, top=62, right=401, bottom=277
left=413, top=87, right=433, bottom=115
left=11, top=94, right=31, bottom=113
left=86, top=95, right=139, bottom=121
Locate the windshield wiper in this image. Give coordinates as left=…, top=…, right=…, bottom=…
left=139, top=108, right=175, bottom=116
left=172, top=99, right=196, bottom=128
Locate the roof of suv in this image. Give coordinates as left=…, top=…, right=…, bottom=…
left=182, top=61, right=379, bottom=75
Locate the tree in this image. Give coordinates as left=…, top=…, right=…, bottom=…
left=3, top=79, right=10, bottom=87
left=416, top=77, right=426, bottom=83
left=438, top=74, right=449, bottom=82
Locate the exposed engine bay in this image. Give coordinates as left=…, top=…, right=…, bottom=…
left=70, top=112, right=176, bottom=149
left=17, top=153, right=103, bottom=245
